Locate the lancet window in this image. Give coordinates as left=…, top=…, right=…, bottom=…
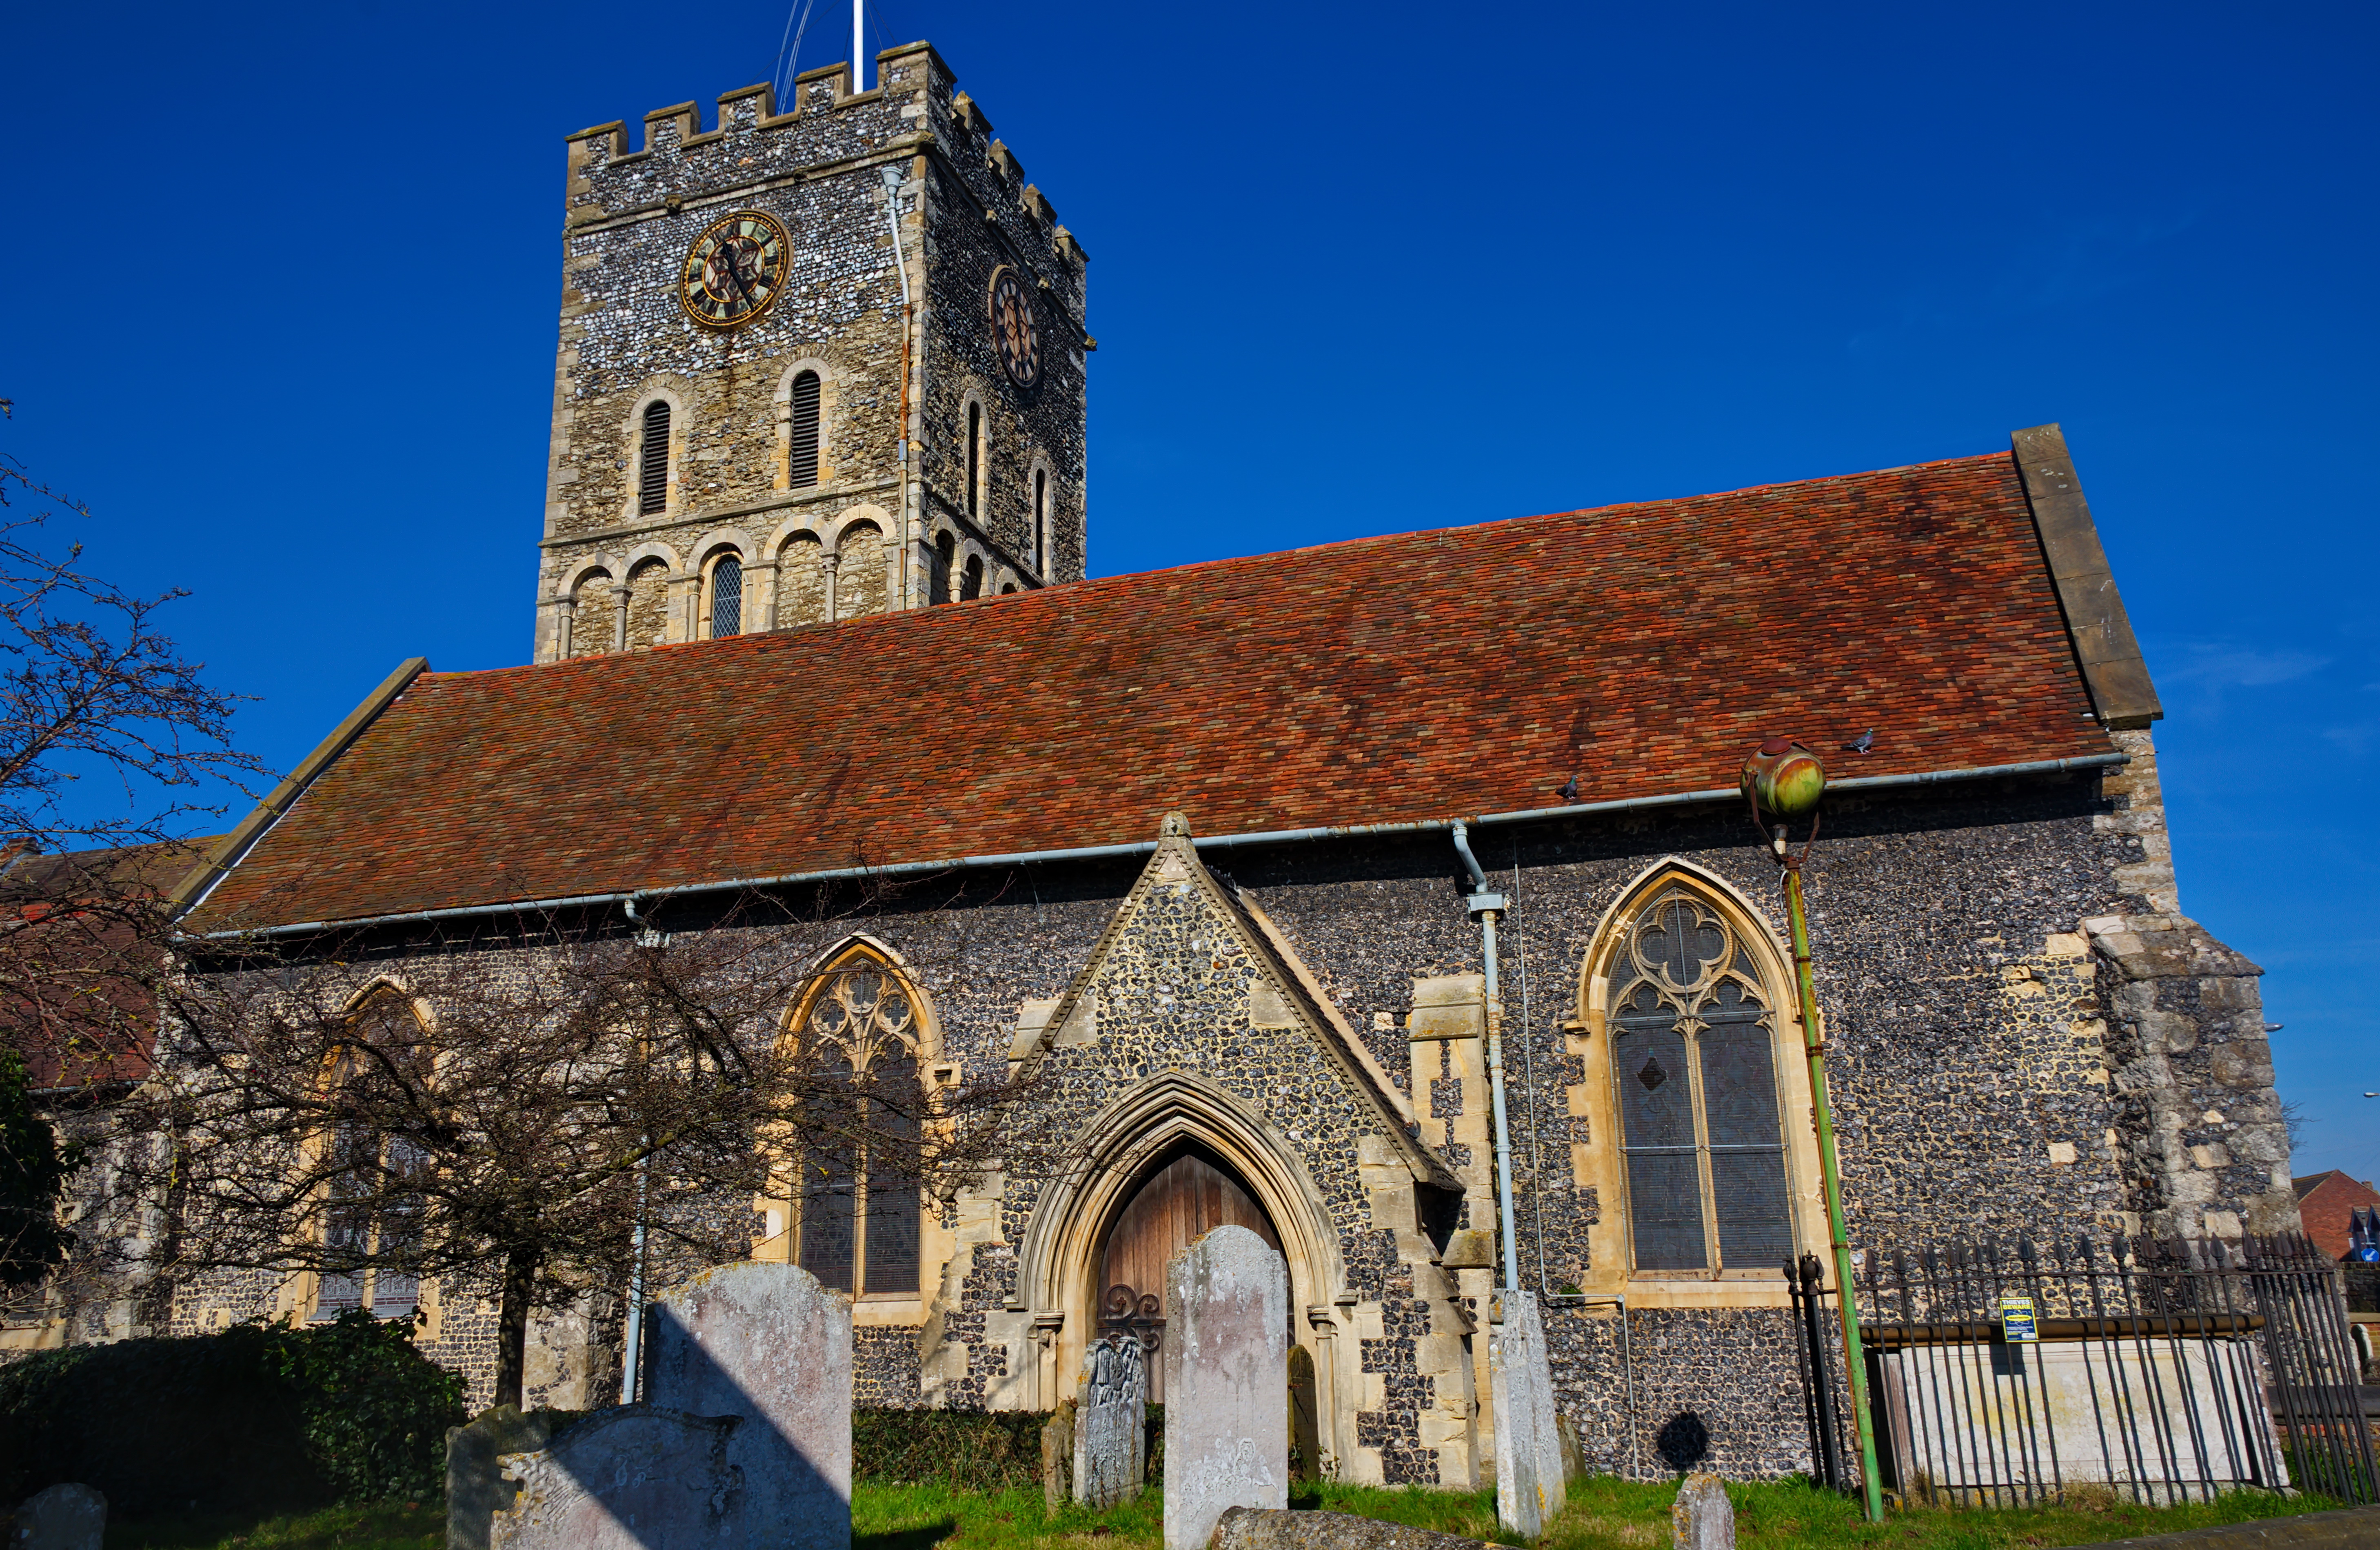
left=311, top=992, right=430, bottom=1321
left=790, top=951, right=926, bottom=1297
left=1604, top=883, right=1795, bottom=1274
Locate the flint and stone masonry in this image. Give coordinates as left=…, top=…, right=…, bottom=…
left=535, top=43, right=1089, bottom=662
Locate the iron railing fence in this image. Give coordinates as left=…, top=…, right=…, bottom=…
left=1785, top=1232, right=2376, bottom=1508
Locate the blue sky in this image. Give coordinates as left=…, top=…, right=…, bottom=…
left=4, top=4, right=2373, bottom=1173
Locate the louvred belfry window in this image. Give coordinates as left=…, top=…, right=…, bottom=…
left=1608, top=886, right=1795, bottom=1274
left=966, top=403, right=982, bottom=518
left=639, top=401, right=670, bottom=515
left=788, top=371, right=821, bottom=488
left=793, top=955, right=924, bottom=1296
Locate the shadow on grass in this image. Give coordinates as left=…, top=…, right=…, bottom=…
left=856, top=1518, right=960, bottom=1550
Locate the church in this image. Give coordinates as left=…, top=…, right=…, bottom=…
left=139, top=41, right=2290, bottom=1486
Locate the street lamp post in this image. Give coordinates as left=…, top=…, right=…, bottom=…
left=1741, top=736, right=1885, bottom=1523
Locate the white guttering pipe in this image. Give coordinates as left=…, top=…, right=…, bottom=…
left=191, top=753, right=2126, bottom=942
left=1451, top=821, right=1522, bottom=1295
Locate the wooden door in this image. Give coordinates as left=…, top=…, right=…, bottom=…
left=1097, top=1150, right=1281, bottom=1404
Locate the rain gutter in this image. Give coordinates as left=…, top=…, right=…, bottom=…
left=191, top=752, right=2125, bottom=943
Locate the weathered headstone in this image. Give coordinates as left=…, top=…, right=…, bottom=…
left=448, top=1406, right=557, bottom=1550
left=1043, top=1400, right=1076, bottom=1515
left=1490, top=1291, right=1563, bottom=1536
left=1555, top=1411, right=1586, bottom=1488
left=1074, top=1330, right=1148, bottom=1508
left=492, top=1408, right=742, bottom=1550
left=1286, top=1345, right=1321, bottom=1482
left=1163, top=1224, right=1289, bottom=1550
left=1210, top=1506, right=1494, bottom=1550
left=8, top=1485, right=105, bottom=1550
left=1670, top=1472, right=1734, bottom=1550
left=641, top=1261, right=853, bottom=1550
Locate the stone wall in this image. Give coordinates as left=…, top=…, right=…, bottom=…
left=28, top=752, right=2294, bottom=1479
left=531, top=43, right=1088, bottom=660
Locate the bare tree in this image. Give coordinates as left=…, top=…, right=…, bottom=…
left=127, top=892, right=1038, bottom=1408
left=0, top=399, right=266, bottom=1297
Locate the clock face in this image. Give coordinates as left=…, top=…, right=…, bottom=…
left=989, top=268, right=1041, bottom=388
left=679, top=211, right=790, bottom=329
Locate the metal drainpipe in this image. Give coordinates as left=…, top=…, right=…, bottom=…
left=1450, top=821, right=1521, bottom=1295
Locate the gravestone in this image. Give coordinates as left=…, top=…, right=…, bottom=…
left=1074, top=1331, right=1148, bottom=1508
left=491, top=1408, right=742, bottom=1550
left=8, top=1485, right=105, bottom=1550
left=642, top=1261, right=853, bottom=1550
left=1163, top=1224, right=1289, bottom=1550
left=1042, top=1400, right=1075, bottom=1514
left=1490, top=1292, right=1563, bottom=1536
left=1287, top=1345, right=1322, bottom=1481
left=1670, top=1473, right=1734, bottom=1550
left=448, top=1406, right=557, bottom=1550
left=1211, top=1506, right=1494, bottom=1550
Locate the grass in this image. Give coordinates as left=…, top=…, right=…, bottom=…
left=106, top=1501, right=441, bottom=1550
left=99, top=1477, right=2346, bottom=1550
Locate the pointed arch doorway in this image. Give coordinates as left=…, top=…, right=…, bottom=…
left=1095, top=1144, right=1282, bottom=1405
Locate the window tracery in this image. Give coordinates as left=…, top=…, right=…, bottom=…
left=1602, top=883, right=1795, bottom=1275
left=788, top=951, right=928, bottom=1296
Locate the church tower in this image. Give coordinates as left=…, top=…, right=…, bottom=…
left=532, top=44, right=1090, bottom=662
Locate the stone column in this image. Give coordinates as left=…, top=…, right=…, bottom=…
left=1163, top=1225, right=1288, bottom=1550
left=609, top=585, right=630, bottom=654
left=822, top=553, right=841, bottom=623
left=750, top=559, right=781, bottom=632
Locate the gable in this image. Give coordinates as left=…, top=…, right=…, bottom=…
left=1017, top=820, right=1456, bottom=1190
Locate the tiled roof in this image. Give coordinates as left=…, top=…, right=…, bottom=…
left=192, top=450, right=2117, bottom=931
left=1, top=841, right=216, bottom=1087
left=2293, top=1171, right=2380, bottom=1261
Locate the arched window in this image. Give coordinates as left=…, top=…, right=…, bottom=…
left=932, top=533, right=957, bottom=605
left=1033, top=467, right=1048, bottom=576
left=1602, top=882, right=1795, bottom=1274
left=789, top=952, right=926, bottom=1297
left=961, top=553, right=984, bottom=602
left=966, top=401, right=983, bottom=518
left=706, top=554, right=743, bottom=639
left=788, top=371, right=822, bottom=489
left=312, top=993, right=430, bottom=1321
left=638, top=402, right=671, bottom=516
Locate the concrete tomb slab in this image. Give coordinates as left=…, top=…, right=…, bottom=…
left=1210, top=1507, right=1492, bottom=1550
left=1163, top=1224, right=1290, bottom=1550
left=9, top=1484, right=106, bottom=1550
left=1075, top=1331, right=1148, bottom=1508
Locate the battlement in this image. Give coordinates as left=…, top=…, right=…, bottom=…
left=563, top=40, right=953, bottom=202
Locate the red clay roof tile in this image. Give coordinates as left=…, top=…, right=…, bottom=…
left=191, top=450, right=2117, bottom=930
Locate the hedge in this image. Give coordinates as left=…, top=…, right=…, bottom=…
left=0, top=1310, right=465, bottom=1516
left=851, top=1404, right=1163, bottom=1491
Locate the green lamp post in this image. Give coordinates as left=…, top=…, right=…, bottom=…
left=1741, top=736, right=1885, bottom=1523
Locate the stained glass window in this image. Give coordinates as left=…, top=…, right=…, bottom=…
left=795, top=956, right=925, bottom=1297
left=1607, top=886, right=1794, bottom=1274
